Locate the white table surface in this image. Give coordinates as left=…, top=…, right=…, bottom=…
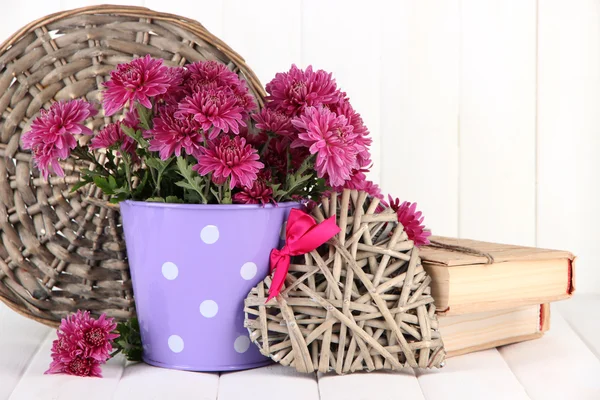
left=1, top=294, right=599, bottom=400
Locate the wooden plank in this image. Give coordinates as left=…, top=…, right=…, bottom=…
left=222, top=0, right=301, bottom=86
left=555, top=295, right=600, bottom=360
left=8, top=332, right=126, bottom=400
left=302, top=0, right=382, bottom=183
left=417, top=349, right=529, bottom=400
left=0, top=303, right=51, bottom=400
left=318, top=369, right=424, bottom=400
left=499, top=311, right=600, bottom=399
left=113, top=362, right=219, bottom=400
left=459, top=0, right=537, bottom=246
left=380, top=0, right=460, bottom=236
left=143, top=0, right=224, bottom=37
left=537, top=0, right=600, bottom=293
left=218, top=365, right=319, bottom=400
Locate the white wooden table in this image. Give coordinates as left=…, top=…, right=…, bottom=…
left=1, top=294, right=599, bottom=400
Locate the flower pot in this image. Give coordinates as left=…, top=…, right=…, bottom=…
left=120, top=200, right=301, bottom=371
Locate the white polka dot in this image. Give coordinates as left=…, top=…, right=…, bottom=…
left=168, top=335, right=184, bottom=353
left=199, top=300, right=219, bottom=318
left=161, top=262, right=178, bottom=280
left=240, top=262, right=258, bottom=280
left=201, top=225, right=219, bottom=244
left=234, top=335, right=251, bottom=353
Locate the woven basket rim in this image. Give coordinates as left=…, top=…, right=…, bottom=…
left=0, top=4, right=267, bottom=99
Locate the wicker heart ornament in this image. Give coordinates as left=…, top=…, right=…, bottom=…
left=244, top=190, right=446, bottom=374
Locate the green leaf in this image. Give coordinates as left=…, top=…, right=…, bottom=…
left=93, top=176, right=114, bottom=195
left=122, top=125, right=148, bottom=149
left=136, top=103, right=153, bottom=131
left=176, top=157, right=207, bottom=203
left=81, top=168, right=107, bottom=178
left=210, top=188, right=220, bottom=203
left=146, top=197, right=166, bottom=202
left=108, top=175, right=118, bottom=190
left=109, top=192, right=129, bottom=204
left=70, top=177, right=92, bottom=193
left=112, top=318, right=143, bottom=362
left=133, top=169, right=150, bottom=198
left=165, top=196, right=183, bottom=203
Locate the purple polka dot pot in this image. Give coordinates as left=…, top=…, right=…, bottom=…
left=120, top=200, right=301, bottom=371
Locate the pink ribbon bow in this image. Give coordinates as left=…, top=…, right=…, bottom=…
left=268, top=208, right=340, bottom=301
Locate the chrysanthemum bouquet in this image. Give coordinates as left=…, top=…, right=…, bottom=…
left=23, top=56, right=381, bottom=205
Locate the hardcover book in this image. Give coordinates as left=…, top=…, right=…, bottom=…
left=439, top=304, right=550, bottom=358
left=420, top=236, right=575, bottom=315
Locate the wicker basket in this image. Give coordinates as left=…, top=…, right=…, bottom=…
left=0, top=5, right=265, bottom=328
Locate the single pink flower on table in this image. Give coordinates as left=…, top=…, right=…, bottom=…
left=194, top=136, right=263, bottom=189
left=22, top=99, right=97, bottom=179
left=265, top=65, right=341, bottom=116
left=388, top=196, right=431, bottom=247
left=177, top=88, right=245, bottom=138
left=146, top=106, right=204, bottom=160
left=291, top=106, right=358, bottom=187
left=56, top=310, right=119, bottom=362
left=103, top=55, right=172, bottom=116
left=46, top=355, right=103, bottom=378
left=252, top=108, right=296, bottom=137
left=90, top=122, right=137, bottom=159
left=46, top=310, right=119, bottom=377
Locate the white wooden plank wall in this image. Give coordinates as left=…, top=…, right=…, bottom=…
left=459, top=0, right=537, bottom=246
left=381, top=0, right=460, bottom=237
left=0, top=0, right=597, bottom=293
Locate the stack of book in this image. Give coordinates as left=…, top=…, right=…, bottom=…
left=420, top=236, right=575, bottom=358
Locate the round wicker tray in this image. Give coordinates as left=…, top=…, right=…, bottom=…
left=0, top=5, right=265, bottom=327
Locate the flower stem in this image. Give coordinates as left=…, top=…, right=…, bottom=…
left=123, top=154, right=133, bottom=197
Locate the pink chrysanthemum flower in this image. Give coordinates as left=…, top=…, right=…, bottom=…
left=46, top=311, right=119, bottom=377
left=332, top=97, right=372, bottom=167
left=186, top=60, right=243, bottom=90
left=291, top=106, right=358, bottom=187
left=103, top=55, right=172, bottom=116
left=239, top=125, right=268, bottom=148
left=194, top=136, right=263, bottom=189
left=46, top=355, right=103, bottom=378
left=90, top=122, right=137, bottom=158
left=253, top=108, right=295, bottom=137
left=177, top=89, right=245, bottom=138
left=232, top=82, right=257, bottom=116
left=22, top=100, right=97, bottom=179
left=155, top=66, right=189, bottom=106
left=338, top=168, right=383, bottom=199
left=388, top=196, right=431, bottom=247
left=265, top=65, right=341, bottom=116
left=233, top=176, right=274, bottom=205
left=146, top=106, right=204, bottom=160
left=30, top=145, right=64, bottom=180
left=54, top=310, right=119, bottom=362
left=123, top=107, right=141, bottom=131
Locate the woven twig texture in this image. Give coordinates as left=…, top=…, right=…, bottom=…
left=0, top=5, right=264, bottom=327
left=245, top=190, right=446, bottom=374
